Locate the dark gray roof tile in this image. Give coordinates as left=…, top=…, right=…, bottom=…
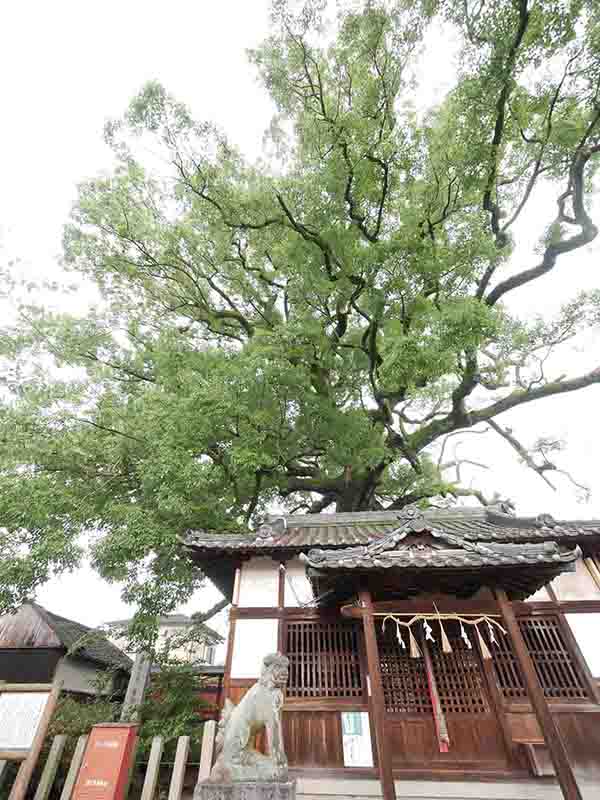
left=185, top=507, right=600, bottom=554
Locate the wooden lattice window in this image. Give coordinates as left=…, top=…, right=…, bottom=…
left=285, top=620, right=364, bottom=699
left=379, top=630, right=432, bottom=714
left=430, top=634, right=490, bottom=714
left=378, top=623, right=489, bottom=714
left=492, top=615, right=589, bottom=702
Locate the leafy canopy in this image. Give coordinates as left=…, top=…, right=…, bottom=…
left=2, top=0, right=600, bottom=618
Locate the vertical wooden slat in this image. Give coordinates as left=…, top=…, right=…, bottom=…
left=310, top=624, right=316, bottom=698
left=167, top=736, right=190, bottom=800
left=0, top=761, right=9, bottom=792
left=33, top=735, right=67, bottom=800
left=140, top=736, right=164, bottom=800
left=197, top=721, right=216, bottom=784
left=59, top=735, right=88, bottom=800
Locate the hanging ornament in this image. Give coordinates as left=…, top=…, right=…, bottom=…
left=486, top=619, right=498, bottom=645
left=476, top=625, right=492, bottom=660
left=394, top=622, right=406, bottom=649
left=423, top=619, right=435, bottom=643
left=460, top=620, right=472, bottom=650
left=433, top=603, right=452, bottom=654
left=439, top=619, right=453, bottom=654
left=409, top=628, right=422, bottom=658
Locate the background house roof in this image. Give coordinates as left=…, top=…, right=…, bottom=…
left=34, top=605, right=132, bottom=670
left=0, top=603, right=132, bottom=671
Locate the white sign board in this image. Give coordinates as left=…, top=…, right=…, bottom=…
left=341, top=711, right=373, bottom=767
left=0, top=692, right=49, bottom=750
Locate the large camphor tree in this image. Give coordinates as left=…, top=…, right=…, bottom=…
left=1, top=0, right=600, bottom=617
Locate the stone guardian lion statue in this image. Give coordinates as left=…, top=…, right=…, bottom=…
left=206, top=653, right=290, bottom=784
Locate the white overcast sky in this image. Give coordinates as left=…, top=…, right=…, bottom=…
left=1, top=1, right=600, bottom=629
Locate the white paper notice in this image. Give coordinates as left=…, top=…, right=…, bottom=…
left=0, top=692, right=49, bottom=750
left=341, top=711, right=374, bottom=767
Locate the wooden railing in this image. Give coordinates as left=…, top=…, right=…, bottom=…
left=0, top=722, right=217, bottom=800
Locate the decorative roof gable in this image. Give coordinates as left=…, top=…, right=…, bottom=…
left=301, top=509, right=580, bottom=573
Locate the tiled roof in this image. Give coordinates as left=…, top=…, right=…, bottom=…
left=34, top=605, right=132, bottom=671
left=185, top=507, right=600, bottom=553
left=301, top=528, right=580, bottom=572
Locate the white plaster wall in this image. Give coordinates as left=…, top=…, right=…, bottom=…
left=54, top=656, right=114, bottom=695
left=284, top=558, right=314, bottom=607
left=230, top=618, right=279, bottom=678
left=566, top=613, right=600, bottom=678
left=524, top=586, right=551, bottom=602
left=552, top=558, right=600, bottom=601
left=238, top=557, right=280, bottom=607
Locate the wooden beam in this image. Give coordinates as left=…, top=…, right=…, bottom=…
left=495, top=589, right=581, bottom=800
left=358, top=588, right=395, bottom=800
left=0, top=752, right=27, bottom=762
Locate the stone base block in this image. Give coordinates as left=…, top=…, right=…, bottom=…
left=195, top=781, right=296, bottom=800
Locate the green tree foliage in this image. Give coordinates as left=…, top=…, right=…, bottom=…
left=135, top=659, right=209, bottom=760
left=2, top=0, right=600, bottom=618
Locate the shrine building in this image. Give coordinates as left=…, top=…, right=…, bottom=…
left=185, top=506, right=600, bottom=800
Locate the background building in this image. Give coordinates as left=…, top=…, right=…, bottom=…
left=105, top=613, right=224, bottom=665
left=0, top=603, right=131, bottom=696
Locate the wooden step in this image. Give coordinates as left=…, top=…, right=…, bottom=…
left=296, top=777, right=599, bottom=800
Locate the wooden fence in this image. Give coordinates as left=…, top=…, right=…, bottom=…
left=0, top=722, right=217, bottom=800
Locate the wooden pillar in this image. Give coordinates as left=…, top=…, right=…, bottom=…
left=222, top=565, right=241, bottom=700
left=120, top=651, right=152, bottom=722
left=495, top=589, right=581, bottom=800
left=358, top=588, right=395, bottom=800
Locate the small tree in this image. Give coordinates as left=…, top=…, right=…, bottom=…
left=1, top=0, right=600, bottom=618
left=136, top=659, right=209, bottom=761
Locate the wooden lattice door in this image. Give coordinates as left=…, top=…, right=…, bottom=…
left=378, top=621, right=510, bottom=769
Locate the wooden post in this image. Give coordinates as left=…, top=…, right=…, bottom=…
left=121, top=652, right=152, bottom=722
left=358, top=588, right=395, bottom=800
left=33, top=735, right=67, bottom=800
left=196, top=720, right=216, bottom=784
left=140, top=736, right=164, bottom=800
left=0, top=761, right=8, bottom=791
left=495, top=589, right=582, bottom=800
left=167, top=736, right=189, bottom=800
left=59, top=735, right=88, bottom=800
left=9, top=683, right=61, bottom=800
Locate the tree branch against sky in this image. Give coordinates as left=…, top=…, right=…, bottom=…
left=1, top=0, right=600, bottom=618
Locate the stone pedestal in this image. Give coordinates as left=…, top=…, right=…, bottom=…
left=194, top=781, right=296, bottom=800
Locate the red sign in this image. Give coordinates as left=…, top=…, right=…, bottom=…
left=72, top=724, right=138, bottom=800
